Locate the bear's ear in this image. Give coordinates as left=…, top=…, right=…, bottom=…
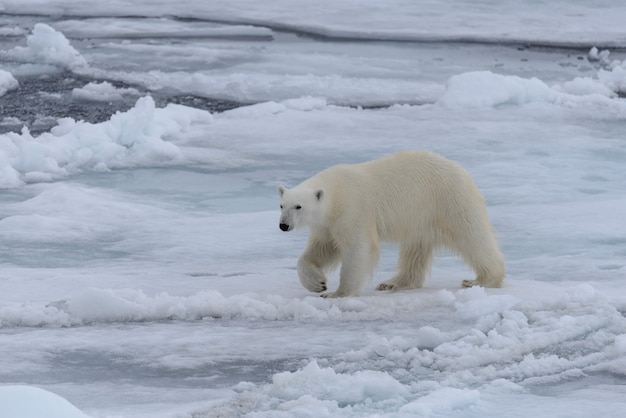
left=278, top=185, right=287, bottom=197
left=315, top=189, right=324, bottom=201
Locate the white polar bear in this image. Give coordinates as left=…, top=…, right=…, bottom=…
left=278, top=150, right=505, bottom=298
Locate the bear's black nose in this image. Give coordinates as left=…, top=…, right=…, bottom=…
left=279, top=223, right=290, bottom=231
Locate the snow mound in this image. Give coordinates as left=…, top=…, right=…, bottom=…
left=439, top=66, right=626, bottom=109
left=437, top=71, right=557, bottom=108
left=5, top=23, right=87, bottom=70
left=558, top=77, right=617, bottom=97
left=72, top=81, right=140, bottom=102
left=0, top=69, right=19, bottom=96
left=0, top=96, right=211, bottom=187
left=558, top=54, right=626, bottom=98
left=270, top=360, right=410, bottom=404
left=0, top=386, right=90, bottom=418
left=598, top=59, right=626, bottom=96
left=399, top=387, right=480, bottom=415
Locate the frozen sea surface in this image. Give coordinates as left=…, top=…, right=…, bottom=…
left=1, top=1, right=626, bottom=417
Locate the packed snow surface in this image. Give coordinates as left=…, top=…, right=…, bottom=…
left=0, top=1, right=626, bottom=417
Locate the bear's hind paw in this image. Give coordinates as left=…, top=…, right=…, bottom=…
left=321, top=290, right=352, bottom=298
left=376, top=282, right=396, bottom=291
left=462, top=278, right=503, bottom=288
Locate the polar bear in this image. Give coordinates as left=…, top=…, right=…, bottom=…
left=278, top=150, right=505, bottom=298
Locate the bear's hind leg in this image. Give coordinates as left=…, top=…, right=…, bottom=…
left=457, top=229, right=505, bottom=289
left=298, top=237, right=341, bottom=293
left=376, top=243, right=433, bottom=291
left=461, top=262, right=505, bottom=288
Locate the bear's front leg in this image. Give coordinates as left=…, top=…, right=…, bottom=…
left=297, top=236, right=341, bottom=293
left=297, top=256, right=328, bottom=293
left=323, top=240, right=379, bottom=298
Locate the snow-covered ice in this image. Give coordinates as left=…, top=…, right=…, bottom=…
left=0, top=1, right=626, bottom=417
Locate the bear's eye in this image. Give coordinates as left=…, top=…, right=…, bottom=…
left=280, top=205, right=283, bottom=209
left=295, top=205, right=302, bottom=210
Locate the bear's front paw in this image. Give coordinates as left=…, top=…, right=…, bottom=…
left=462, top=279, right=477, bottom=288
left=298, top=262, right=328, bottom=293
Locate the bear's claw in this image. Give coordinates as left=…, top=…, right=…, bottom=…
left=308, top=283, right=326, bottom=293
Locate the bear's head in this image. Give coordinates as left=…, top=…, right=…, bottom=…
left=278, top=185, right=324, bottom=231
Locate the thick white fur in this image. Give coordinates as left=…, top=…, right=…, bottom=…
left=278, top=150, right=505, bottom=297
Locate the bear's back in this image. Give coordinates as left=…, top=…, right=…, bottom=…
left=313, top=151, right=483, bottom=242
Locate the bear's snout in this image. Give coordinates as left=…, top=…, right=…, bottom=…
left=280, top=223, right=291, bottom=231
